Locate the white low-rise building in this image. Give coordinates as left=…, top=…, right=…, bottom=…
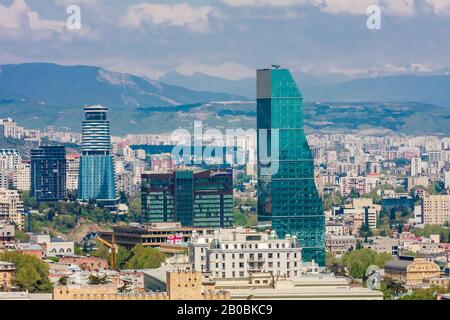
left=189, top=228, right=302, bottom=280
left=29, top=234, right=74, bottom=257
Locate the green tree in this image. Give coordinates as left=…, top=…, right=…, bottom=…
left=117, top=246, right=133, bottom=269
left=58, top=276, right=69, bottom=285
left=401, top=250, right=417, bottom=257
left=47, top=257, right=60, bottom=263
left=413, top=225, right=449, bottom=241
left=21, top=191, right=38, bottom=210
left=119, top=192, right=129, bottom=205
left=74, top=245, right=84, bottom=256
left=359, top=224, right=373, bottom=242
left=88, top=274, right=109, bottom=285
left=91, top=241, right=110, bottom=260
left=323, top=192, right=344, bottom=211
left=0, top=251, right=52, bottom=292
left=92, top=243, right=132, bottom=269
left=124, top=245, right=166, bottom=270
left=341, top=249, right=391, bottom=279
left=427, top=182, right=445, bottom=195
left=399, top=286, right=448, bottom=300
left=348, top=190, right=359, bottom=199
left=381, top=278, right=407, bottom=300
left=361, top=190, right=382, bottom=204
left=15, top=229, right=29, bottom=242
left=233, top=209, right=248, bottom=227
left=129, top=197, right=141, bottom=216
left=247, top=214, right=258, bottom=227
left=326, top=252, right=339, bottom=267
left=355, top=240, right=363, bottom=250
left=235, top=172, right=251, bottom=184
left=326, top=252, right=346, bottom=275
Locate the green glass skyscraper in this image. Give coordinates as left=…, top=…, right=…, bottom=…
left=257, top=66, right=325, bottom=265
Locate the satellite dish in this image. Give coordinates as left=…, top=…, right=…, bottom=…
left=365, top=265, right=381, bottom=290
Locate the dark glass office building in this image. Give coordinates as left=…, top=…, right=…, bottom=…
left=381, top=196, right=414, bottom=219
left=31, top=146, right=67, bottom=201
left=141, top=169, right=233, bottom=228
left=257, top=66, right=325, bottom=265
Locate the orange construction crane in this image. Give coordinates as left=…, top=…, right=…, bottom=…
left=97, top=234, right=118, bottom=270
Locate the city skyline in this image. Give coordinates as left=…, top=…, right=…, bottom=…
left=1, top=105, right=449, bottom=302
left=0, top=1, right=449, bottom=304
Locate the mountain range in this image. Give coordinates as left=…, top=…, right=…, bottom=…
left=0, top=63, right=245, bottom=109
left=161, top=71, right=450, bottom=108
left=0, top=63, right=449, bottom=136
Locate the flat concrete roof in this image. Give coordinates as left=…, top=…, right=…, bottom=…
left=0, top=292, right=53, bottom=300
left=228, top=286, right=383, bottom=300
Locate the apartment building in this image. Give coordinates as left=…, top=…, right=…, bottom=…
left=0, top=261, right=15, bottom=291
left=0, top=188, right=24, bottom=229
left=66, top=154, right=80, bottom=192
left=410, top=157, right=422, bottom=176
left=0, top=149, right=21, bottom=170
left=189, top=228, right=302, bottom=280
left=362, top=237, right=401, bottom=256
left=326, top=235, right=357, bottom=255
left=13, top=162, right=30, bottom=191
left=0, top=118, right=24, bottom=139
left=340, top=174, right=368, bottom=197
left=407, top=176, right=429, bottom=191
left=423, top=195, right=450, bottom=226
left=0, top=223, right=15, bottom=248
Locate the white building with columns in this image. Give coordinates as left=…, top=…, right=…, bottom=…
left=189, top=228, right=302, bottom=280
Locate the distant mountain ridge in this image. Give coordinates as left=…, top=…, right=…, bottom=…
left=160, top=71, right=256, bottom=100
left=0, top=63, right=246, bottom=109
left=0, top=63, right=449, bottom=136
left=307, top=75, right=450, bottom=107
left=161, top=71, right=450, bottom=108
left=159, top=70, right=342, bottom=99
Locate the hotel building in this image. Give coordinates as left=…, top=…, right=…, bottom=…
left=189, top=228, right=302, bottom=279
left=256, top=66, right=325, bottom=265
left=141, top=169, right=233, bottom=228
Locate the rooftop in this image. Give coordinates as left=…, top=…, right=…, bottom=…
left=384, top=258, right=414, bottom=272
left=227, top=285, right=383, bottom=300
left=0, top=261, right=15, bottom=270
left=16, top=243, right=43, bottom=251
left=143, top=264, right=192, bottom=285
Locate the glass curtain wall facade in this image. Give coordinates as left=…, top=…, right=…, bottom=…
left=141, top=169, right=233, bottom=228
left=193, top=170, right=233, bottom=228
left=257, top=67, right=325, bottom=265
left=141, top=173, right=176, bottom=223
left=31, top=146, right=67, bottom=201
left=77, top=105, right=117, bottom=208
left=175, top=171, right=194, bottom=226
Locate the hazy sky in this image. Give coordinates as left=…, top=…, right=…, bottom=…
left=0, top=0, right=449, bottom=80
